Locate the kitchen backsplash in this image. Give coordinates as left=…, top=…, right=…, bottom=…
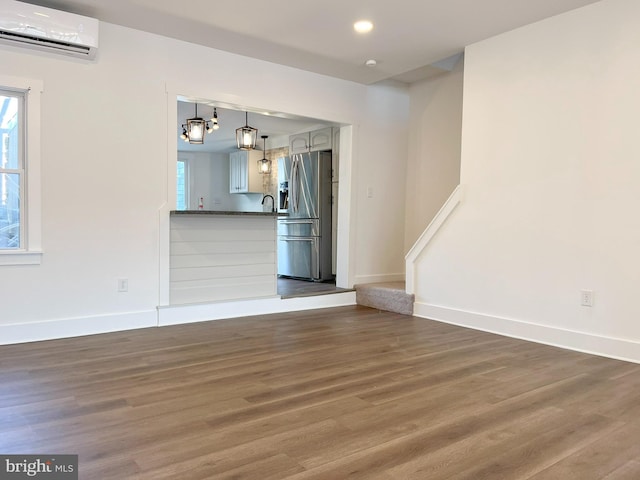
left=263, top=146, right=289, bottom=205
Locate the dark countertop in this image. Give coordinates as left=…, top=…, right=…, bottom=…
left=171, top=210, right=278, bottom=217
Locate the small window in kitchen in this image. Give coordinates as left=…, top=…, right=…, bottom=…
left=0, top=76, right=43, bottom=265
left=176, top=159, right=188, bottom=210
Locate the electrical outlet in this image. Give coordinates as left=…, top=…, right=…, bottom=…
left=580, top=290, right=593, bottom=307
left=118, top=278, right=128, bottom=293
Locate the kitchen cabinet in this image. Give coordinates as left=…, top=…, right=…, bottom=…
left=229, top=150, right=264, bottom=193
left=289, top=127, right=333, bottom=154
left=310, top=127, right=333, bottom=152
left=289, top=132, right=310, bottom=155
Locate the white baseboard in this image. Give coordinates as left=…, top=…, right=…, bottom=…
left=158, top=292, right=357, bottom=326
left=0, top=294, right=358, bottom=345
left=353, top=273, right=405, bottom=285
left=0, top=310, right=158, bottom=345
left=414, top=302, right=640, bottom=364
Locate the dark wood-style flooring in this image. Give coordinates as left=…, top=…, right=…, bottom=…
left=1, top=306, right=640, bottom=479
left=277, top=277, right=351, bottom=298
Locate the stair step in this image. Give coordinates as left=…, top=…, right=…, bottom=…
left=355, top=281, right=414, bottom=316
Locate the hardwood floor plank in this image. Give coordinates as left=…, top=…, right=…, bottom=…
left=0, top=305, right=638, bottom=479
left=132, top=397, right=369, bottom=472
left=278, top=376, right=617, bottom=479
left=78, top=455, right=142, bottom=480
left=385, top=406, right=564, bottom=479
left=446, top=413, right=622, bottom=480
left=601, top=460, right=640, bottom=480
left=526, top=421, right=640, bottom=480
left=167, top=453, right=304, bottom=480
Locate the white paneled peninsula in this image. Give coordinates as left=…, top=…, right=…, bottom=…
left=170, top=211, right=278, bottom=305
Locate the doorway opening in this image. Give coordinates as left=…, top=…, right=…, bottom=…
left=173, top=98, right=350, bottom=301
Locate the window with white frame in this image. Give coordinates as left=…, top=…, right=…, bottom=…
left=0, top=76, right=42, bottom=265
left=0, top=89, right=24, bottom=249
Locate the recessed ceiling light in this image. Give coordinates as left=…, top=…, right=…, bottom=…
left=365, top=59, right=377, bottom=67
left=354, top=20, right=373, bottom=34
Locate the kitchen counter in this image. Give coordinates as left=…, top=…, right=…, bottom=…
left=169, top=211, right=277, bottom=305
left=171, top=210, right=277, bottom=216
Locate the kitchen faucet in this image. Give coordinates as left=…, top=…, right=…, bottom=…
left=261, top=194, right=275, bottom=213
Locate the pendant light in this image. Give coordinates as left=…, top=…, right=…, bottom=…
left=258, top=135, right=271, bottom=174
left=210, top=107, right=220, bottom=131
left=186, top=103, right=205, bottom=144
left=181, top=103, right=215, bottom=144
left=236, top=111, right=257, bottom=150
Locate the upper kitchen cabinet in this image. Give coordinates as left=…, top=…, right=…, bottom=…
left=310, top=128, right=333, bottom=152
left=289, top=132, right=310, bottom=155
left=229, top=150, right=263, bottom=194
left=289, top=127, right=333, bottom=154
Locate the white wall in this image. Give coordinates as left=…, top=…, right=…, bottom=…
left=352, top=82, right=410, bottom=284
left=179, top=151, right=213, bottom=210
left=405, top=62, right=463, bottom=250
left=413, top=0, right=640, bottom=362
left=0, top=21, right=409, bottom=341
left=179, top=151, right=264, bottom=212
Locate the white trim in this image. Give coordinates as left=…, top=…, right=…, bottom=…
left=0, top=250, right=42, bottom=265
left=414, top=302, right=640, bottom=365
left=405, top=185, right=463, bottom=294
left=158, top=292, right=356, bottom=326
left=0, top=310, right=158, bottom=345
left=158, top=88, right=176, bottom=307
left=335, top=124, right=356, bottom=289
left=0, top=293, right=358, bottom=345
left=353, top=273, right=406, bottom=285
left=0, top=74, right=43, bottom=264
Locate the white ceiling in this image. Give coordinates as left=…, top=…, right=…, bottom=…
left=22, top=0, right=600, bottom=84
left=18, top=0, right=603, bottom=152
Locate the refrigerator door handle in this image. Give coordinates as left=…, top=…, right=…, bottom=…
left=289, top=156, right=295, bottom=213
left=281, top=236, right=312, bottom=241
left=291, top=155, right=299, bottom=213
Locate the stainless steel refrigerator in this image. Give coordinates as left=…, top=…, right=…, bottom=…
left=277, top=151, right=333, bottom=281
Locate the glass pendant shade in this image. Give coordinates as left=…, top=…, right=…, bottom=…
left=258, top=157, right=272, bottom=174
left=184, top=103, right=208, bottom=144
left=236, top=111, right=257, bottom=150
left=258, top=135, right=271, bottom=174
left=186, top=118, right=205, bottom=144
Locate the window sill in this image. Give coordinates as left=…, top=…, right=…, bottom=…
left=0, top=250, right=43, bottom=265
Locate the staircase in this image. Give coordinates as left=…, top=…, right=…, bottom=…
left=355, top=282, right=414, bottom=316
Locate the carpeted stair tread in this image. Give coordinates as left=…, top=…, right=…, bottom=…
left=355, top=282, right=414, bottom=316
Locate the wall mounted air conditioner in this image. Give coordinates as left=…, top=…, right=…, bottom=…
left=0, top=0, right=99, bottom=60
